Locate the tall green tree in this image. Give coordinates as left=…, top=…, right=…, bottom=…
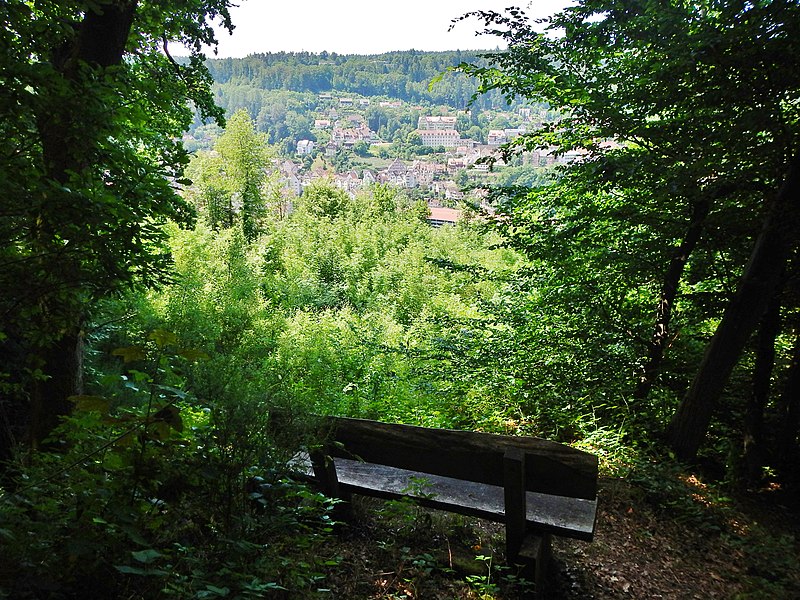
left=187, top=109, right=276, bottom=240
left=669, top=152, right=800, bottom=460
left=455, top=0, right=800, bottom=462
left=0, top=0, right=235, bottom=457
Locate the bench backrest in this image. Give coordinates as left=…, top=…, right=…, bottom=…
left=322, top=416, right=598, bottom=500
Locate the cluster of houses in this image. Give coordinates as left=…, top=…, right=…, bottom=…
left=297, top=113, right=377, bottom=156
left=278, top=159, right=472, bottom=226
left=298, top=113, right=538, bottom=154
left=295, top=104, right=584, bottom=163
left=279, top=156, right=472, bottom=203
left=281, top=101, right=594, bottom=226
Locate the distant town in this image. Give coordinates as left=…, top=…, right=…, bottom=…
left=185, top=51, right=607, bottom=226
left=186, top=94, right=592, bottom=226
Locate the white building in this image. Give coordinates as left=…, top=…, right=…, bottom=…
left=504, top=127, right=526, bottom=141
left=383, top=158, right=417, bottom=188
left=296, top=139, right=315, bottom=155
left=487, top=130, right=507, bottom=145
left=417, top=129, right=461, bottom=148
left=418, top=115, right=457, bottom=130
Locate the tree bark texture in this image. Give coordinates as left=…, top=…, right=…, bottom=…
left=30, top=332, right=84, bottom=449
left=777, top=333, right=800, bottom=478
left=668, top=152, right=800, bottom=461
left=41, top=1, right=137, bottom=182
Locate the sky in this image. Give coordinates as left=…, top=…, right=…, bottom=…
left=201, top=0, right=572, bottom=57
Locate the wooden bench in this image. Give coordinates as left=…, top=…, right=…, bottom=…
left=285, top=415, right=598, bottom=594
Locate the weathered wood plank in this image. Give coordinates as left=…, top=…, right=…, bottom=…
left=309, top=448, right=340, bottom=498
left=308, top=448, right=353, bottom=521
left=321, top=416, right=598, bottom=500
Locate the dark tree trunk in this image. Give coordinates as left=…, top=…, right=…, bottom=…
left=40, top=1, right=137, bottom=179
left=743, top=293, right=782, bottom=484
left=635, top=196, right=710, bottom=400
left=26, top=1, right=137, bottom=449
left=30, top=331, right=85, bottom=449
left=668, top=152, right=800, bottom=461
left=777, top=333, right=800, bottom=480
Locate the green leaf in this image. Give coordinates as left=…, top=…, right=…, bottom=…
left=69, top=395, right=111, bottom=415
left=156, top=384, right=188, bottom=400
left=177, top=347, right=210, bottom=361
left=146, top=420, right=172, bottom=441
left=148, top=329, right=177, bottom=348
left=115, top=565, right=149, bottom=575
left=201, top=585, right=230, bottom=597
left=154, top=405, right=183, bottom=432
left=102, top=452, right=125, bottom=470
left=115, top=565, right=168, bottom=576
left=112, top=346, right=147, bottom=363
left=131, top=548, right=163, bottom=564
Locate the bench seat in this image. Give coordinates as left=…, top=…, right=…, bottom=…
left=294, top=453, right=597, bottom=540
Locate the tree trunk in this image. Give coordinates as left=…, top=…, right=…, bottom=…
left=777, top=332, right=800, bottom=480
left=668, top=152, right=800, bottom=461
left=29, top=330, right=85, bottom=449
left=743, top=293, right=782, bottom=484
left=635, top=196, right=710, bottom=400
left=27, top=1, right=137, bottom=448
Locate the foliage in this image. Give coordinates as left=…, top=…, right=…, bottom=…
left=188, top=52, right=552, bottom=157
left=0, top=0, right=238, bottom=454
left=136, top=185, right=523, bottom=430
left=449, top=0, right=800, bottom=465
left=377, top=477, right=437, bottom=533
left=185, top=109, right=278, bottom=240
left=465, top=554, right=531, bottom=599
left=0, top=0, right=230, bottom=323
left=0, top=167, right=532, bottom=597
left=205, top=50, right=509, bottom=110
left=731, top=529, right=799, bottom=599
left=298, top=180, right=352, bottom=220
left=4, top=2, right=800, bottom=597
left=0, top=331, right=337, bottom=599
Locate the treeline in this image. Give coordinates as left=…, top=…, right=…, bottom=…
left=200, top=85, right=532, bottom=155
left=195, top=51, right=549, bottom=157
left=205, top=50, right=508, bottom=109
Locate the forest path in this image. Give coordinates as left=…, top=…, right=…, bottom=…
left=322, top=477, right=800, bottom=598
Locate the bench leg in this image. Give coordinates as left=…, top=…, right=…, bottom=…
left=309, top=448, right=353, bottom=522
left=514, top=533, right=551, bottom=598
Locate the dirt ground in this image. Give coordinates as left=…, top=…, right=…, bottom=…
left=323, top=478, right=800, bottom=599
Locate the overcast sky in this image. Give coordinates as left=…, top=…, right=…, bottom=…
left=201, top=0, right=572, bottom=57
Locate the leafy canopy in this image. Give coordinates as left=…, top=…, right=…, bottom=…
left=0, top=0, right=237, bottom=450
left=449, top=0, right=800, bottom=448
left=0, top=1, right=234, bottom=340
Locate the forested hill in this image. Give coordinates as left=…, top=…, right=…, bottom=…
left=204, top=50, right=504, bottom=108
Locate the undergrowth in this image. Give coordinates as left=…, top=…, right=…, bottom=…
left=0, top=331, right=337, bottom=600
